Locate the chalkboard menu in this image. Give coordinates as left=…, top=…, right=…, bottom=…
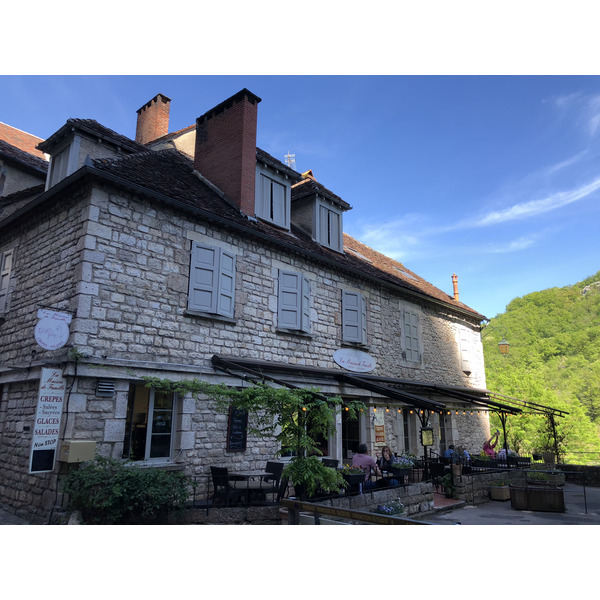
left=226, top=405, right=248, bottom=452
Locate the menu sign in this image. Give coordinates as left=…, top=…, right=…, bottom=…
left=226, top=405, right=248, bottom=452
left=29, top=368, right=66, bottom=473
left=374, top=409, right=386, bottom=444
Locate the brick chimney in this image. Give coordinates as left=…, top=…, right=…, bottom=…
left=135, top=93, right=171, bottom=144
left=194, top=88, right=261, bottom=216
left=452, top=273, right=459, bottom=301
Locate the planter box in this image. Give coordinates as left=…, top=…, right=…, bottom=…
left=490, top=486, right=510, bottom=501
left=510, top=484, right=565, bottom=512
left=526, top=472, right=565, bottom=487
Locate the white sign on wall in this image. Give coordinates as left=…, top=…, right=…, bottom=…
left=34, top=309, right=72, bottom=351
left=29, top=368, right=66, bottom=473
left=333, top=348, right=377, bottom=373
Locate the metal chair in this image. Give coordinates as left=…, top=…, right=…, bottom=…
left=321, top=458, right=339, bottom=468
left=260, top=461, right=284, bottom=502
left=210, top=466, right=245, bottom=506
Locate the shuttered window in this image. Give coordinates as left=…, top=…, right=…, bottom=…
left=403, top=310, right=421, bottom=362
left=342, top=290, right=367, bottom=344
left=317, top=202, right=343, bottom=252
left=0, top=249, right=14, bottom=313
left=257, top=173, right=289, bottom=229
left=278, top=270, right=311, bottom=333
left=459, top=332, right=472, bottom=375
left=187, top=242, right=236, bottom=318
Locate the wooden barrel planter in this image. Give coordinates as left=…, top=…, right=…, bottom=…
left=509, top=484, right=565, bottom=512
left=490, top=485, right=510, bottom=501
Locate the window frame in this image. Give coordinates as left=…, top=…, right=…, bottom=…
left=0, top=248, right=14, bottom=314
left=122, top=384, right=177, bottom=463
left=315, top=198, right=343, bottom=252
left=400, top=303, right=422, bottom=365
left=341, top=289, right=367, bottom=345
left=255, top=165, right=291, bottom=230
left=187, top=241, right=236, bottom=319
left=277, top=269, right=311, bottom=334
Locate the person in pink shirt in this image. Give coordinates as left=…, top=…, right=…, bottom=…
left=352, top=444, right=382, bottom=489
left=483, top=430, right=499, bottom=457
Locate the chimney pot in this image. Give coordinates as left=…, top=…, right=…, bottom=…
left=452, top=273, right=459, bottom=302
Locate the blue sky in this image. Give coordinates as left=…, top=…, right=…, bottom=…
left=2, top=75, right=600, bottom=319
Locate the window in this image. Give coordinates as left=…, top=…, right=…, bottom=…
left=0, top=249, right=14, bottom=313
left=402, top=308, right=421, bottom=363
left=278, top=270, right=310, bottom=333
left=316, top=201, right=343, bottom=252
left=458, top=331, right=472, bottom=375
left=256, top=172, right=289, bottom=229
left=342, top=290, right=367, bottom=345
left=122, top=384, right=176, bottom=461
left=187, top=241, right=236, bottom=318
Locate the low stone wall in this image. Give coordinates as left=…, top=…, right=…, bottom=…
left=558, top=465, right=600, bottom=487
left=452, top=470, right=525, bottom=504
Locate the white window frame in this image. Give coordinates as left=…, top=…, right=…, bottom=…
left=255, top=165, right=290, bottom=229
left=278, top=270, right=311, bottom=333
left=123, top=385, right=177, bottom=463
left=187, top=241, right=236, bottom=318
left=342, top=290, right=367, bottom=345
left=400, top=303, right=422, bottom=365
left=0, top=248, right=14, bottom=314
left=315, top=198, right=343, bottom=252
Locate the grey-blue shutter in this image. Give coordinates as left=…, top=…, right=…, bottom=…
left=404, top=311, right=420, bottom=361
left=216, top=250, right=236, bottom=318
left=0, top=249, right=14, bottom=312
left=342, top=290, right=361, bottom=342
left=459, top=333, right=471, bottom=374
left=360, top=294, right=367, bottom=344
left=188, top=242, right=219, bottom=313
left=278, top=271, right=301, bottom=329
left=301, top=275, right=311, bottom=333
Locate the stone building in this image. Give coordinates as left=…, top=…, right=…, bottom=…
left=0, top=88, right=497, bottom=522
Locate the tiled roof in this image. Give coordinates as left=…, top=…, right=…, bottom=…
left=0, top=184, right=45, bottom=220
left=38, top=119, right=147, bottom=154
left=0, top=122, right=47, bottom=160
left=0, top=139, right=49, bottom=174
left=256, top=147, right=301, bottom=182
left=292, top=175, right=351, bottom=210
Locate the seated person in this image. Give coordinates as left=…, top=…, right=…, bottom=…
left=376, top=446, right=399, bottom=486
left=443, top=445, right=455, bottom=460
left=352, top=443, right=381, bottom=489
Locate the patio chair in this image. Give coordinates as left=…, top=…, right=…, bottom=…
left=260, top=461, right=285, bottom=502
left=321, top=458, right=339, bottom=468
left=210, top=466, right=245, bottom=506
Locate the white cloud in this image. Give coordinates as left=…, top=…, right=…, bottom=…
left=487, top=236, right=536, bottom=254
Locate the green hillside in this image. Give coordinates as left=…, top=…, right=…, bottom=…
left=483, top=271, right=600, bottom=464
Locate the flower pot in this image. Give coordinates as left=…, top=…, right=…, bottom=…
left=490, top=486, right=510, bottom=501
left=342, top=473, right=365, bottom=494
left=509, top=484, right=565, bottom=512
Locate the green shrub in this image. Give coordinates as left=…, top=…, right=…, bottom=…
left=62, top=457, right=195, bottom=524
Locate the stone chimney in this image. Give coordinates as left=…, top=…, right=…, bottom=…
left=452, top=273, right=459, bottom=301
left=135, top=93, right=171, bottom=144
left=194, top=88, right=261, bottom=216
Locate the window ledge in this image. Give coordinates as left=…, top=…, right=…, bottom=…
left=276, top=328, right=312, bottom=339
left=123, top=460, right=186, bottom=471
left=341, top=341, right=371, bottom=352
left=184, top=309, right=237, bottom=325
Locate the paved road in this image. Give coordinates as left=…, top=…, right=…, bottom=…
left=421, top=483, right=600, bottom=525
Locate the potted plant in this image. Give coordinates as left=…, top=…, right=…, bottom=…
left=490, top=479, right=510, bottom=501
left=372, top=499, right=405, bottom=516
left=339, top=465, right=366, bottom=494
left=526, top=470, right=565, bottom=487
left=440, top=473, right=456, bottom=498
left=388, top=454, right=414, bottom=483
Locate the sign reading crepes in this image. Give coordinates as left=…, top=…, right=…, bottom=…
left=29, top=368, right=66, bottom=473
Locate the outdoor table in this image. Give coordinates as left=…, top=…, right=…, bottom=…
left=228, top=471, right=270, bottom=504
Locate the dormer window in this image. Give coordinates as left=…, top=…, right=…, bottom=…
left=255, top=164, right=290, bottom=229
left=316, top=199, right=343, bottom=252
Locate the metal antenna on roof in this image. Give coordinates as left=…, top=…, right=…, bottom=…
left=284, top=151, right=296, bottom=171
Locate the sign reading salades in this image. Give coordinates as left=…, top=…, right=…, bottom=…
left=333, top=348, right=376, bottom=373
left=29, top=368, right=66, bottom=474
left=34, top=309, right=72, bottom=351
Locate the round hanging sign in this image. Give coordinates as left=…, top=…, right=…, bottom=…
left=34, top=309, right=72, bottom=351
left=333, top=348, right=377, bottom=373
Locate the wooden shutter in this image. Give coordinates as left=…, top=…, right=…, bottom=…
left=360, top=294, right=367, bottom=344
left=271, top=180, right=286, bottom=227
left=0, top=249, right=13, bottom=312
left=301, top=275, right=311, bottom=333
left=342, top=291, right=367, bottom=344
left=188, top=242, right=219, bottom=313
left=459, top=333, right=472, bottom=375
left=403, top=310, right=420, bottom=361
left=278, top=271, right=301, bottom=329
left=216, top=250, right=236, bottom=318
